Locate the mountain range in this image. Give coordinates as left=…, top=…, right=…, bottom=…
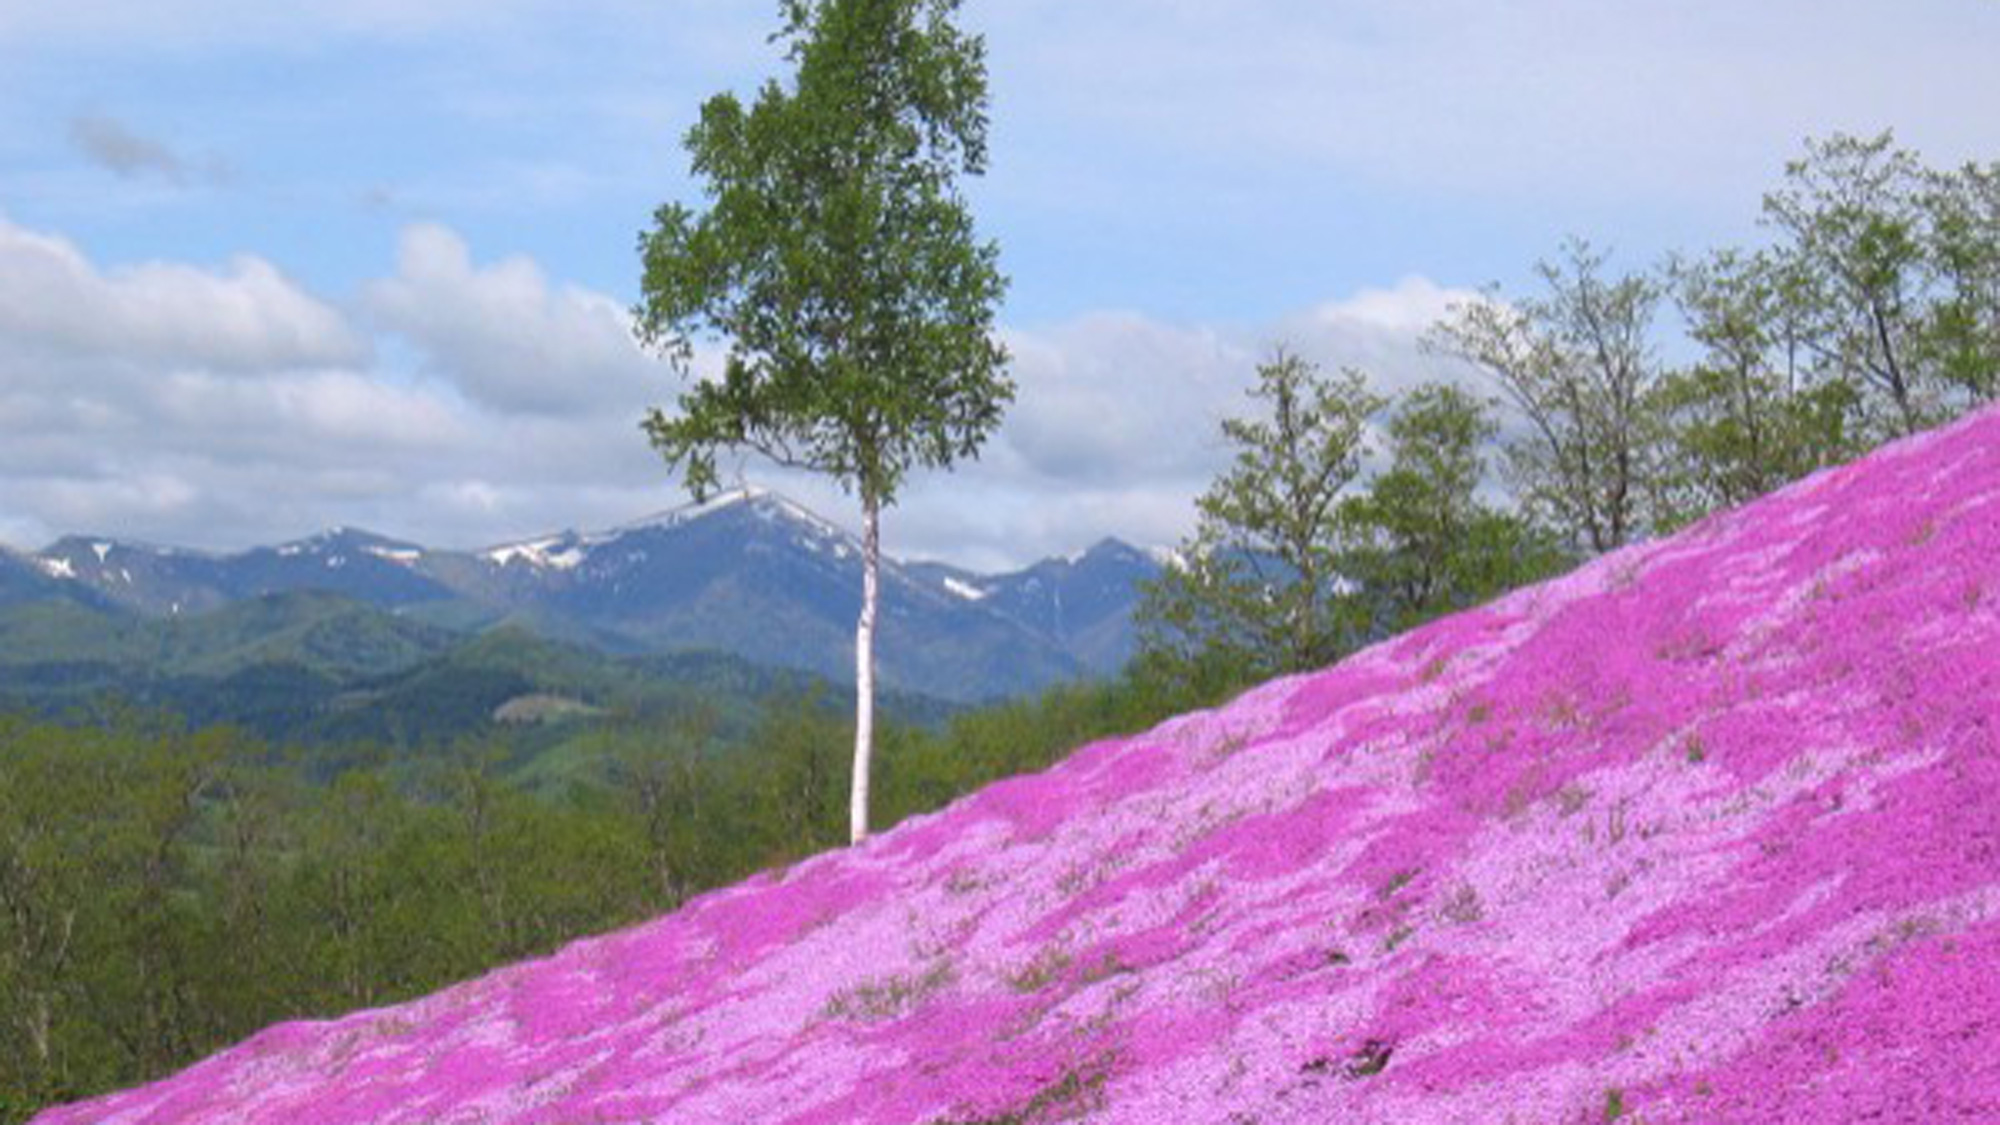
left=0, top=488, right=1165, bottom=706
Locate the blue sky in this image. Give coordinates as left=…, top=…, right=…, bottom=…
left=3, top=0, right=1998, bottom=569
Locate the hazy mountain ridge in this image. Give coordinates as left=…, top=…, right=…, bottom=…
left=39, top=410, right=2000, bottom=1122
left=7, top=489, right=1163, bottom=702
left=0, top=545, right=113, bottom=610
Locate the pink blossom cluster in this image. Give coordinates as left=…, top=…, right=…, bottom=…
left=41, top=407, right=2000, bottom=1123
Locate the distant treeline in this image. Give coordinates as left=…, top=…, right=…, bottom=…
left=0, top=662, right=1234, bottom=1122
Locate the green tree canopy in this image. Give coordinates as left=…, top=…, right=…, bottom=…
left=1343, top=382, right=1567, bottom=631
left=1760, top=132, right=2000, bottom=437
left=1647, top=246, right=1862, bottom=528
left=1922, top=157, right=2000, bottom=402
left=1138, top=351, right=1383, bottom=683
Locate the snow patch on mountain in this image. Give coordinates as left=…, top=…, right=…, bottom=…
left=483, top=534, right=591, bottom=571
left=942, top=576, right=988, bottom=601
left=481, top=488, right=854, bottom=573
left=613, top=485, right=765, bottom=535
left=7, top=487, right=1156, bottom=698
left=759, top=490, right=849, bottom=542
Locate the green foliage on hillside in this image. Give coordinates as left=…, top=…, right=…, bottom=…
left=0, top=594, right=960, bottom=759
left=1138, top=366, right=1571, bottom=690
left=1471, top=131, right=1999, bottom=541
left=0, top=653, right=1213, bottom=1122
left=1138, top=352, right=1383, bottom=681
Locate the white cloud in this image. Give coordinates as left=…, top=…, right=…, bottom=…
left=1301, top=276, right=1468, bottom=338
left=995, top=312, right=1252, bottom=487
left=1275, top=276, right=1484, bottom=395
left=887, top=277, right=1488, bottom=570
left=0, top=210, right=1493, bottom=567
left=362, top=223, right=658, bottom=417
left=0, top=214, right=366, bottom=374
left=0, top=213, right=696, bottom=550
left=148, top=369, right=469, bottom=453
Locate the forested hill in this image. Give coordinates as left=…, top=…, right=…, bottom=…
left=0, top=590, right=957, bottom=750
left=40, top=407, right=2000, bottom=1120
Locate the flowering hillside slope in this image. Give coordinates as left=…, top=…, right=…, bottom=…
left=41, top=410, right=2000, bottom=1124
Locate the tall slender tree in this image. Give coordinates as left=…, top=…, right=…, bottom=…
left=635, top=0, right=1011, bottom=843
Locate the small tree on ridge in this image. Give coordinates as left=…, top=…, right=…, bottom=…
left=1137, top=350, right=1382, bottom=683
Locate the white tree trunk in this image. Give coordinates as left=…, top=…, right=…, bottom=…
left=850, top=494, right=880, bottom=844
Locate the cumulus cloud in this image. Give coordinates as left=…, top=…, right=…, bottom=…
left=0, top=214, right=690, bottom=550
left=0, top=215, right=366, bottom=375
left=148, top=370, right=469, bottom=454
left=1297, top=276, right=1469, bottom=339
left=0, top=214, right=444, bottom=544
left=0, top=211, right=1485, bottom=568
left=887, top=277, right=1487, bottom=570
left=362, top=223, right=658, bottom=417
left=995, top=313, right=1251, bottom=487
left=1276, top=276, right=1482, bottom=393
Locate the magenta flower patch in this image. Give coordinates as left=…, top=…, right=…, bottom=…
left=40, top=406, right=2000, bottom=1123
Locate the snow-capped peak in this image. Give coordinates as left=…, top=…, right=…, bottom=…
left=484, top=533, right=592, bottom=571
left=274, top=527, right=415, bottom=558
left=756, top=491, right=849, bottom=542
left=613, top=487, right=765, bottom=534
left=476, top=487, right=865, bottom=574
left=40, top=535, right=188, bottom=564
left=619, top=487, right=857, bottom=550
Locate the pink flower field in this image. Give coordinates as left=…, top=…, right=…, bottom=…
left=40, top=409, right=2000, bottom=1123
